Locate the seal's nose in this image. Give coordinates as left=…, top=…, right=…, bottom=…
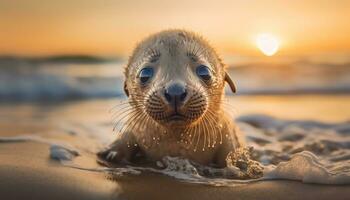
left=164, top=83, right=187, bottom=106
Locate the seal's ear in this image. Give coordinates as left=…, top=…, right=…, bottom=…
left=124, top=81, right=129, bottom=97
left=224, top=72, right=236, bottom=93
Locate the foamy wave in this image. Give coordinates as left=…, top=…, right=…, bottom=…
left=0, top=61, right=125, bottom=101
left=264, top=151, right=350, bottom=184
left=0, top=71, right=124, bottom=100
left=1, top=57, right=350, bottom=101
left=237, top=114, right=350, bottom=184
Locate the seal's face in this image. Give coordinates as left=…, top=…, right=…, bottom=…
left=124, top=31, right=234, bottom=129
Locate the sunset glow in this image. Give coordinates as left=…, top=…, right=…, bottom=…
left=0, top=1, right=349, bottom=56
left=256, top=34, right=280, bottom=56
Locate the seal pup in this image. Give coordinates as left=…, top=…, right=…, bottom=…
left=99, top=29, right=243, bottom=167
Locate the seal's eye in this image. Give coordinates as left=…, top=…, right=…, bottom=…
left=138, top=67, right=154, bottom=84
left=196, top=65, right=211, bottom=81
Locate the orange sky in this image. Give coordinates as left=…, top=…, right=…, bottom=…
left=0, top=0, right=350, bottom=57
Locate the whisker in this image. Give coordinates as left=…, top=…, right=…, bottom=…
left=202, top=113, right=212, bottom=148
left=194, top=122, right=201, bottom=152
left=206, top=110, right=218, bottom=147
left=118, top=109, right=144, bottom=133
left=113, top=109, right=138, bottom=131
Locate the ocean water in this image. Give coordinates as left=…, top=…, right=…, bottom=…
left=0, top=56, right=349, bottom=185
left=1, top=55, right=350, bottom=100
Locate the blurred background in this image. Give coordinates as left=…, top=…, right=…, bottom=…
left=0, top=0, right=349, bottom=105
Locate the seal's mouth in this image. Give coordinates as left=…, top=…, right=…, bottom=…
left=167, top=113, right=186, bottom=121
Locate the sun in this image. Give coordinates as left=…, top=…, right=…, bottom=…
left=256, top=33, right=280, bottom=56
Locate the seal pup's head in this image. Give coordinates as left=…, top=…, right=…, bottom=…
left=124, top=30, right=236, bottom=129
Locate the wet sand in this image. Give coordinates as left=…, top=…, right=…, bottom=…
left=1, top=142, right=349, bottom=200
left=1, top=95, right=349, bottom=200
left=1, top=142, right=350, bottom=200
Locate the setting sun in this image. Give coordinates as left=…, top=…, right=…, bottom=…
left=256, top=33, right=280, bottom=56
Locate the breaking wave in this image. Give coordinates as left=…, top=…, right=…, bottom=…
left=1, top=57, right=350, bottom=101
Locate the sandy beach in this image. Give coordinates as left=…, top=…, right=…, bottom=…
left=1, top=95, right=349, bottom=200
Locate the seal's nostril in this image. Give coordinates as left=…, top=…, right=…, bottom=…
left=180, top=90, right=187, bottom=101
left=164, top=91, right=172, bottom=102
